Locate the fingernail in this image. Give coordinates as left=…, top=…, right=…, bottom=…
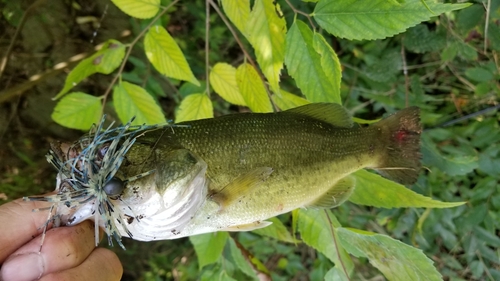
left=1, top=252, right=44, bottom=281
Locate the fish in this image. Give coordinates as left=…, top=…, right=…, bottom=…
left=26, top=103, right=421, bottom=248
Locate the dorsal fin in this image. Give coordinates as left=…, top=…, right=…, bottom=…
left=286, top=103, right=353, bottom=128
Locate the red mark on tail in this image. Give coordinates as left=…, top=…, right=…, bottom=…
left=395, top=130, right=407, bottom=143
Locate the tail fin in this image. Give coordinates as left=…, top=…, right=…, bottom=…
left=374, top=107, right=422, bottom=185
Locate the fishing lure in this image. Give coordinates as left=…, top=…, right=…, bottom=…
left=24, top=117, right=180, bottom=249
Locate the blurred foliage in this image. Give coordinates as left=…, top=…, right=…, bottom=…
left=2, top=0, right=499, bottom=280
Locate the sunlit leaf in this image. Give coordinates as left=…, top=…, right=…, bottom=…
left=175, top=93, right=213, bottom=123
left=350, top=170, right=465, bottom=208
left=111, top=0, right=160, bottom=19
left=313, top=0, right=471, bottom=40
left=145, top=25, right=199, bottom=86
left=210, top=63, right=246, bottom=106
left=52, top=92, right=101, bottom=130
left=247, top=0, right=286, bottom=94
left=272, top=90, right=310, bottom=111
left=337, top=227, right=442, bottom=281
left=298, top=209, right=353, bottom=279
left=113, top=81, right=166, bottom=125
left=54, top=40, right=125, bottom=99
left=190, top=232, right=228, bottom=269
left=221, top=0, right=250, bottom=38
left=251, top=217, right=298, bottom=243
left=312, top=33, right=342, bottom=104
left=236, top=63, right=273, bottom=113
left=285, top=20, right=340, bottom=103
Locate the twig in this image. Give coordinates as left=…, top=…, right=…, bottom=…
left=283, top=0, right=316, bottom=30
left=401, top=44, right=409, bottom=107
left=484, top=0, right=491, bottom=53
left=100, top=0, right=181, bottom=116
left=0, top=0, right=47, bottom=79
left=205, top=0, right=211, bottom=97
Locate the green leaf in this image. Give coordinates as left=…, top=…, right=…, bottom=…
left=54, top=40, right=125, bottom=99
left=350, top=170, right=465, bottom=208
left=175, top=93, right=214, bottom=123
left=113, top=81, right=166, bottom=125
left=298, top=209, right=353, bottom=279
left=210, top=63, right=246, bottom=106
left=285, top=20, right=340, bottom=103
left=313, top=0, right=471, bottom=40
left=271, top=90, right=310, bottom=110
left=403, top=24, right=446, bottom=53
left=145, top=25, right=199, bottom=86
left=235, top=63, right=273, bottom=113
left=422, top=135, right=479, bottom=176
left=337, top=227, right=442, bottom=281
left=110, top=0, right=160, bottom=19
left=221, top=0, right=250, bottom=38
left=190, top=232, right=228, bottom=269
left=227, top=238, right=259, bottom=279
left=312, top=33, right=342, bottom=104
left=51, top=92, right=101, bottom=130
left=247, top=0, right=286, bottom=94
left=251, top=217, right=298, bottom=243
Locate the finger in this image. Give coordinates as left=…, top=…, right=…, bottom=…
left=0, top=197, right=55, bottom=263
left=0, top=221, right=99, bottom=281
left=40, top=248, right=123, bottom=281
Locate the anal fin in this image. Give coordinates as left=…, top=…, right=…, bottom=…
left=307, top=176, right=356, bottom=209
left=222, top=221, right=272, bottom=232
left=210, top=167, right=273, bottom=210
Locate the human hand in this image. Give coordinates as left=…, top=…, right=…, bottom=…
left=0, top=196, right=123, bottom=281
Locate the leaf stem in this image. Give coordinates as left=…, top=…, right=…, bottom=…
left=283, top=0, right=316, bottom=31
left=100, top=0, right=181, bottom=117
left=324, top=210, right=351, bottom=281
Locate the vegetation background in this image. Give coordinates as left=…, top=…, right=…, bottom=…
left=0, top=0, right=499, bottom=280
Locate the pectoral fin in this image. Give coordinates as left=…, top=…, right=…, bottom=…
left=307, top=176, right=356, bottom=209
left=210, top=167, right=274, bottom=210
left=222, top=221, right=272, bottom=232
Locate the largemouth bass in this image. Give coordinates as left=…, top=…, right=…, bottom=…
left=27, top=103, right=421, bottom=247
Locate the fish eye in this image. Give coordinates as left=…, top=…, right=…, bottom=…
left=103, top=177, right=125, bottom=197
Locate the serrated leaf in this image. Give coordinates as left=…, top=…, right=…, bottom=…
left=313, top=0, right=470, bottom=40
left=285, top=20, right=339, bottom=103
left=175, top=93, right=213, bottom=123
left=145, top=25, right=199, bottom=86
left=111, top=0, right=160, bottom=19
left=312, top=33, right=342, bottom=104
left=190, top=232, right=228, bottom=269
left=235, top=63, right=273, bottom=113
left=210, top=63, right=246, bottom=106
left=55, top=40, right=125, bottom=99
left=337, top=227, right=442, bottom=281
left=221, top=0, right=250, bottom=37
left=298, top=209, right=353, bottom=279
left=349, top=170, right=465, bottom=208
left=272, top=90, right=310, bottom=111
left=251, top=217, right=297, bottom=243
left=113, top=81, right=166, bottom=125
left=52, top=92, right=101, bottom=130
left=247, top=0, right=286, bottom=94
